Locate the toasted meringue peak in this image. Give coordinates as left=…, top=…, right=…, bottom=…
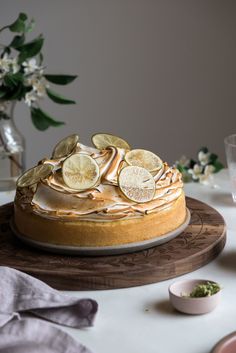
left=15, top=139, right=183, bottom=221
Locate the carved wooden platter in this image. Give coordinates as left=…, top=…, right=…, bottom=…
left=0, top=197, right=226, bottom=290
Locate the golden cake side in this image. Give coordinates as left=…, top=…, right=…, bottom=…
left=14, top=191, right=186, bottom=246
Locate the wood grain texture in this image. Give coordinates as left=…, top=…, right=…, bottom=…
left=0, top=197, right=226, bottom=290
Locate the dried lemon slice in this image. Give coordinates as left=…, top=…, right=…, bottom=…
left=92, top=133, right=130, bottom=150
left=125, top=149, right=162, bottom=172
left=62, top=153, right=100, bottom=190
left=118, top=166, right=155, bottom=203
left=17, top=164, right=53, bottom=188
left=52, top=134, right=79, bottom=159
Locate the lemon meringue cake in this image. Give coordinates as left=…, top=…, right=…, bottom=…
left=14, top=133, right=187, bottom=248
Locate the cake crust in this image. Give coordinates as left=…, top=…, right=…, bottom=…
left=14, top=192, right=186, bottom=247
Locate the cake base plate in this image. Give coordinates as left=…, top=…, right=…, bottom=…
left=10, top=209, right=191, bottom=256
left=0, top=197, right=226, bottom=290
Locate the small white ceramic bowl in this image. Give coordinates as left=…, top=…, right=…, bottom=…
left=168, top=279, right=221, bottom=315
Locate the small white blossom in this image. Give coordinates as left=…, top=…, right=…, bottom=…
left=177, top=155, right=190, bottom=167
left=0, top=54, right=20, bottom=78
left=24, top=74, right=37, bottom=87
left=199, top=165, right=215, bottom=185
left=198, top=150, right=211, bottom=166
left=22, top=58, right=41, bottom=74
left=32, top=77, right=48, bottom=97
left=24, top=90, right=37, bottom=107
left=0, top=53, right=10, bottom=72
left=188, top=164, right=203, bottom=181
left=11, top=57, right=20, bottom=74
left=24, top=73, right=48, bottom=99
left=204, top=164, right=215, bottom=176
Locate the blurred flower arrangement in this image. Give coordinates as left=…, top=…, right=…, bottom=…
left=175, top=147, right=224, bottom=184
left=0, top=12, right=77, bottom=130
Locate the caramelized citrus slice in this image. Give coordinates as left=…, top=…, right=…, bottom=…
left=125, top=149, right=162, bottom=172
left=62, top=153, right=99, bottom=190
left=118, top=166, right=155, bottom=203
left=92, top=133, right=130, bottom=150
left=52, top=134, right=79, bottom=159
left=17, top=164, right=53, bottom=188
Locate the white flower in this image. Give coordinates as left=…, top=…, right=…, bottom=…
left=204, top=164, right=215, bottom=176
left=32, top=77, right=48, bottom=97
left=177, top=155, right=190, bottom=167
left=24, top=90, right=37, bottom=107
left=198, top=150, right=211, bottom=166
left=199, top=165, right=215, bottom=185
left=22, top=58, right=41, bottom=74
left=24, top=73, right=48, bottom=98
left=24, top=74, right=37, bottom=87
left=11, top=57, right=20, bottom=74
left=188, top=164, right=203, bottom=181
left=0, top=53, right=10, bottom=71
left=0, top=54, right=20, bottom=78
left=0, top=53, right=10, bottom=77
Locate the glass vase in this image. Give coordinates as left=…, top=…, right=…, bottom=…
left=0, top=101, right=25, bottom=191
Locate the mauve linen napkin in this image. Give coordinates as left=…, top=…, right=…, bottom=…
left=0, top=266, right=98, bottom=353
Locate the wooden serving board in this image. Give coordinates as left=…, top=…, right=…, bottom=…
left=0, top=197, right=226, bottom=290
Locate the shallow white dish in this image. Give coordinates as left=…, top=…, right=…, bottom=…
left=11, top=208, right=190, bottom=256
left=169, top=278, right=221, bottom=315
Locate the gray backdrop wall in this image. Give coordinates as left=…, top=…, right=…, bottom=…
left=1, top=0, right=236, bottom=168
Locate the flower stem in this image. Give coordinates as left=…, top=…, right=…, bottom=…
left=0, top=132, right=22, bottom=170
left=0, top=102, right=23, bottom=171
left=0, top=26, right=9, bottom=34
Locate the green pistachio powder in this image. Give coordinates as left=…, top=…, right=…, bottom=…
left=182, top=282, right=221, bottom=298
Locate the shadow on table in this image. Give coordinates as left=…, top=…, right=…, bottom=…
left=210, top=192, right=234, bottom=207
left=153, top=300, right=174, bottom=315
left=216, top=251, right=236, bottom=273
left=146, top=299, right=189, bottom=317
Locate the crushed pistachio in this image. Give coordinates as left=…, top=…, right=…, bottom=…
left=183, top=282, right=221, bottom=298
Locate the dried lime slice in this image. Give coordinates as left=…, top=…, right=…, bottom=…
left=118, top=166, right=155, bottom=203
left=52, top=134, right=79, bottom=159
left=17, top=164, right=53, bottom=188
left=92, top=133, right=130, bottom=150
left=62, top=153, right=100, bottom=190
left=125, top=149, right=162, bottom=172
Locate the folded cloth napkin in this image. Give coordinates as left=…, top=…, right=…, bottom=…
left=0, top=319, right=94, bottom=353
left=0, top=266, right=98, bottom=353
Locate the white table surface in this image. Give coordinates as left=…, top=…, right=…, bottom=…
left=0, top=170, right=235, bottom=353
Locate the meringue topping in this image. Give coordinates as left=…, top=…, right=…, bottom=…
left=15, top=142, right=183, bottom=222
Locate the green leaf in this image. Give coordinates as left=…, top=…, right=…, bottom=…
left=46, top=88, right=76, bottom=104
left=3, top=73, right=23, bottom=88
left=209, top=153, right=218, bottom=164
left=10, top=34, right=25, bottom=49
left=176, top=164, right=185, bottom=174
left=1, top=47, right=11, bottom=57
left=44, top=74, right=77, bottom=85
left=189, top=159, right=196, bottom=168
left=9, top=13, right=27, bottom=33
left=18, top=35, right=44, bottom=63
left=19, top=13, right=28, bottom=21
left=25, top=18, right=35, bottom=33
left=0, top=89, right=6, bottom=98
left=213, top=160, right=224, bottom=173
left=199, top=147, right=208, bottom=154
left=31, top=107, right=65, bottom=131
left=7, top=84, right=24, bottom=100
